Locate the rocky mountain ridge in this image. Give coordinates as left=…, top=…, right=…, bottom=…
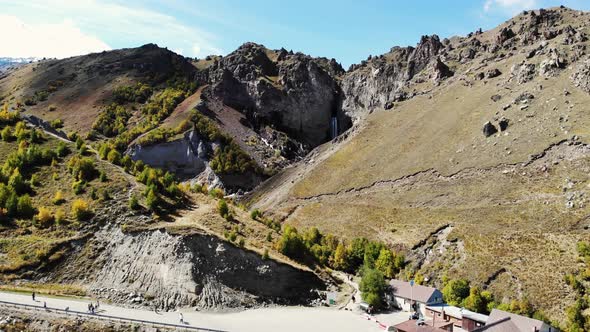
left=248, top=6, right=590, bottom=323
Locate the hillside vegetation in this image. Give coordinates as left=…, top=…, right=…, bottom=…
left=250, top=7, right=590, bottom=325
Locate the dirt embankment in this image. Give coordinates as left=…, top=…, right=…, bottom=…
left=50, top=227, right=325, bottom=312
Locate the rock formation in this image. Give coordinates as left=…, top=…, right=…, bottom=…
left=340, top=35, right=444, bottom=120
left=571, top=57, right=590, bottom=94
left=206, top=42, right=348, bottom=148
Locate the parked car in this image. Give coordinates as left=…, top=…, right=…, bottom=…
left=359, top=302, right=370, bottom=312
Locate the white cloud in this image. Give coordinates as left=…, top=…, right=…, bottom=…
left=0, top=0, right=223, bottom=58
left=0, top=14, right=110, bottom=58
left=483, top=0, right=538, bottom=13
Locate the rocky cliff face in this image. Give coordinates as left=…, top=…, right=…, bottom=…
left=127, top=130, right=210, bottom=179
left=340, top=35, right=447, bottom=120
left=206, top=43, right=349, bottom=148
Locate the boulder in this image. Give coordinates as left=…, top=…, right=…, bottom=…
left=483, top=121, right=498, bottom=137
left=429, top=57, right=454, bottom=82
left=570, top=57, right=590, bottom=94
left=511, top=62, right=536, bottom=83
left=514, top=92, right=535, bottom=104
left=499, top=117, right=510, bottom=131
left=496, top=27, right=516, bottom=46
left=485, top=68, right=502, bottom=78
left=539, top=49, right=567, bottom=77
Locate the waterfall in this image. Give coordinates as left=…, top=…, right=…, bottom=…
left=330, top=116, right=338, bottom=139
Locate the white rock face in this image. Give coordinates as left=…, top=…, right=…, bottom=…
left=127, top=130, right=209, bottom=179
left=84, top=227, right=325, bottom=310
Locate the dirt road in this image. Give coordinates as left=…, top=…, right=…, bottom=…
left=0, top=291, right=389, bottom=332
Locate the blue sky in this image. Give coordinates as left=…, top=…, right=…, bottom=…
left=1, top=0, right=589, bottom=67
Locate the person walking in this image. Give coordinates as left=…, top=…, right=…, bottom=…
left=179, top=312, right=184, bottom=324
left=32, top=292, right=36, bottom=301
left=43, top=301, right=46, bottom=309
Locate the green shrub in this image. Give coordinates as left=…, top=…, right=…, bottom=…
left=50, top=119, right=64, bottom=129
left=29, top=173, right=40, bottom=187
left=99, top=170, right=107, bottom=182
left=145, top=188, right=159, bottom=211
left=67, top=156, right=97, bottom=181
left=107, top=149, right=122, bottom=165
left=75, top=137, right=84, bottom=150
left=275, top=225, right=306, bottom=260
left=54, top=208, right=66, bottom=225
left=92, top=104, right=131, bottom=137
left=191, top=183, right=203, bottom=193
left=8, top=169, right=26, bottom=194
left=142, top=88, right=186, bottom=124
left=90, top=187, right=97, bottom=200
left=262, top=249, right=269, bottom=260
left=208, top=187, right=224, bottom=199
left=17, top=194, right=35, bottom=219
left=53, top=191, right=65, bottom=205
left=218, top=199, right=229, bottom=218
left=1, top=126, right=13, bottom=141
left=72, top=180, right=85, bottom=195
left=359, top=267, right=386, bottom=309
left=35, top=207, right=54, bottom=228
left=250, top=209, right=261, bottom=220
left=112, top=83, right=153, bottom=104
left=55, top=141, right=70, bottom=157
left=5, top=192, right=18, bottom=217
left=100, top=189, right=110, bottom=201
left=442, top=279, right=470, bottom=306
left=0, top=103, right=20, bottom=125
left=210, top=141, right=257, bottom=175
left=238, top=238, right=245, bottom=247
left=129, top=195, right=140, bottom=210
left=29, top=128, right=42, bottom=143
left=71, top=198, right=92, bottom=221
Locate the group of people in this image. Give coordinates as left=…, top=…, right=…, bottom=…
left=31, top=292, right=47, bottom=311
left=33, top=291, right=101, bottom=315
left=88, top=300, right=100, bottom=314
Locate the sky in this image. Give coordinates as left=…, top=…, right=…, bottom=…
left=1, top=0, right=590, bottom=68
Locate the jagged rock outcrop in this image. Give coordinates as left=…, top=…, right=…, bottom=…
left=429, top=57, right=453, bottom=82
left=571, top=57, right=590, bottom=94
left=340, top=35, right=444, bottom=119
left=511, top=61, right=537, bottom=83
left=539, top=48, right=567, bottom=77
left=207, top=42, right=348, bottom=147
left=496, top=27, right=516, bottom=46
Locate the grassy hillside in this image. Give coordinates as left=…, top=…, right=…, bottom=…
left=250, top=7, right=590, bottom=324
